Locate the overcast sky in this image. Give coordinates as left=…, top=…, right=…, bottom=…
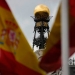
left=6, top=0, right=75, bottom=59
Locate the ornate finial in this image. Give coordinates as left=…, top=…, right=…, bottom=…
left=31, top=4, right=52, bottom=50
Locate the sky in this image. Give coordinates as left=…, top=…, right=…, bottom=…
left=6, top=0, right=75, bottom=59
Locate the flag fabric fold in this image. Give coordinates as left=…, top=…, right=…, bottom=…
left=39, top=0, right=75, bottom=73
left=0, top=0, right=46, bottom=75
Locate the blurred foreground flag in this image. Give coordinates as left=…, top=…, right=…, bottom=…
left=0, top=0, right=45, bottom=75
left=39, top=0, right=75, bottom=73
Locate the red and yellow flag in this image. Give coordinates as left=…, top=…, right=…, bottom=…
left=0, top=0, right=46, bottom=75
left=39, top=0, right=75, bottom=73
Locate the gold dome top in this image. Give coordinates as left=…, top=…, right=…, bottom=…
left=34, top=4, right=50, bottom=15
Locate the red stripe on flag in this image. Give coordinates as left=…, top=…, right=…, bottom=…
left=0, top=48, right=42, bottom=75
left=69, top=22, right=75, bottom=56
left=0, top=0, right=11, bottom=11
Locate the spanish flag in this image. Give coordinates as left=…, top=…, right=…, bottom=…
left=0, top=0, right=46, bottom=75
left=39, top=0, right=75, bottom=73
